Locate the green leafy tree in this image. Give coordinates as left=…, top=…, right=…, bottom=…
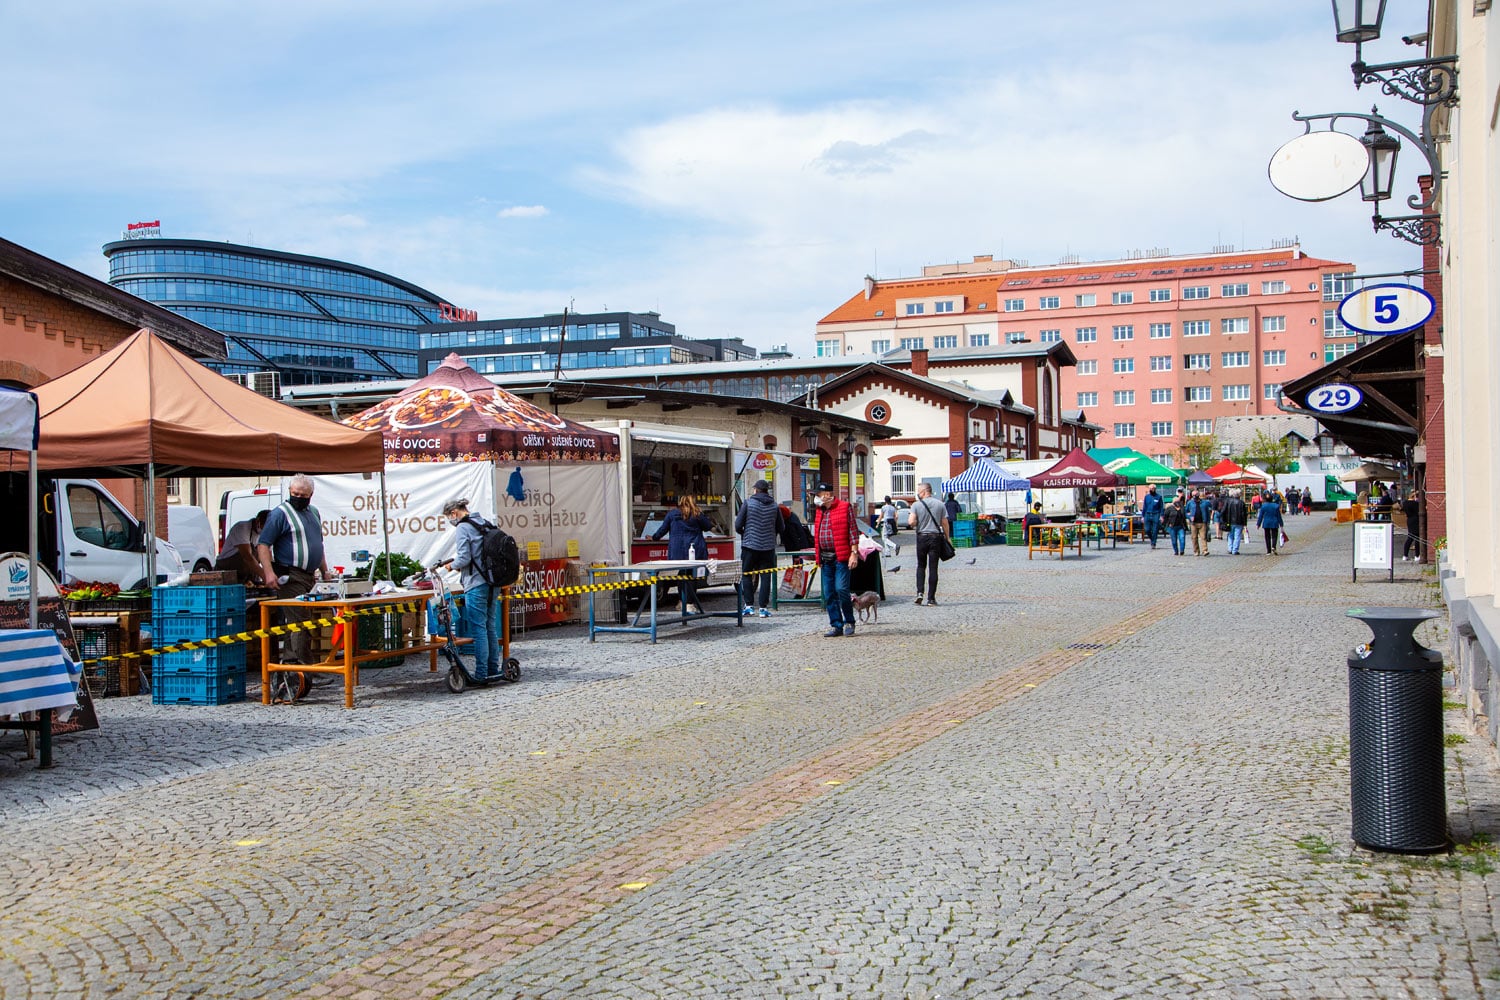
left=1178, top=434, right=1220, bottom=470
left=1240, top=430, right=1296, bottom=486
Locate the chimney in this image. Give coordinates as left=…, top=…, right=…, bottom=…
left=910, top=348, right=929, bottom=377
left=864, top=275, right=876, bottom=300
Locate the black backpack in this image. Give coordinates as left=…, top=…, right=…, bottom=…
left=466, top=517, right=521, bottom=588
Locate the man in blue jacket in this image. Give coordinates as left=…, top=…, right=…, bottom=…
left=735, top=479, right=785, bottom=618
left=1140, top=484, right=1164, bottom=549
left=444, top=497, right=500, bottom=685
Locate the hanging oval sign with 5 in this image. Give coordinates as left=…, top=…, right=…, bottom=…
left=1337, top=283, right=1436, bottom=336
left=1306, top=382, right=1364, bottom=414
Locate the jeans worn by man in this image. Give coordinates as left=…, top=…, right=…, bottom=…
left=1142, top=512, right=1161, bottom=548
left=820, top=558, right=854, bottom=633
left=1169, top=525, right=1188, bottom=556
left=1226, top=524, right=1245, bottom=555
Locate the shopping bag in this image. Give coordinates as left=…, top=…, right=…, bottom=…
left=1280, top=528, right=1290, bottom=546
left=937, top=534, right=957, bottom=562
left=778, top=562, right=815, bottom=599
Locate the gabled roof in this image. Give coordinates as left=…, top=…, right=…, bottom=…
left=810, top=362, right=1033, bottom=414
left=0, top=236, right=225, bottom=359
left=819, top=248, right=1352, bottom=325
left=1212, top=414, right=1322, bottom=455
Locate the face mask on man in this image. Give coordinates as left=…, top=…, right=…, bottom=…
left=289, top=495, right=311, bottom=512
left=813, top=496, right=825, bottom=507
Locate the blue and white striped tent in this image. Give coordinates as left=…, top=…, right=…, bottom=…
left=942, top=457, right=1032, bottom=494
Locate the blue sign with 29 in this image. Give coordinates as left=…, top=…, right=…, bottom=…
left=1337, top=283, right=1436, bottom=336
left=1306, top=382, right=1364, bottom=414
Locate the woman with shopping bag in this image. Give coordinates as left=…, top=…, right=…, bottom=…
left=1255, top=490, right=1285, bottom=556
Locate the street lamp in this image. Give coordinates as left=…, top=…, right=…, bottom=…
left=802, top=427, right=820, bottom=455
left=1331, top=0, right=1458, bottom=107
left=1332, top=0, right=1386, bottom=44
left=1359, top=113, right=1400, bottom=203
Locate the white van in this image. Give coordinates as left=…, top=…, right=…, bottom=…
left=218, top=486, right=283, bottom=551
left=167, top=505, right=218, bottom=573
left=0, top=476, right=186, bottom=589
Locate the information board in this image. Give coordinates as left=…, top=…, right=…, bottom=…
left=1352, top=521, right=1393, bottom=582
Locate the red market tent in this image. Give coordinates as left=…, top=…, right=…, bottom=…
left=1205, top=459, right=1267, bottom=486
left=1027, top=448, right=1126, bottom=489
left=344, top=353, right=620, bottom=463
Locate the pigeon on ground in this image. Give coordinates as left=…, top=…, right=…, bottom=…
left=888, top=565, right=902, bottom=572
left=966, top=558, right=977, bottom=564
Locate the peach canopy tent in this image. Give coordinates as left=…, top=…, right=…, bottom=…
left=0, top=329, right=385, bottom=584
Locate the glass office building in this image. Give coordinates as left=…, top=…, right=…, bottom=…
left=104, top=238, right=450, bottom=386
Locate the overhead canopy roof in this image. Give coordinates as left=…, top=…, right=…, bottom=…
left=1087, top=447, right=1181, bottom=485
left=1280, top=331, right=1423, bottom=461
left=1028, top=448, right=1126, bottom=488
left=941, top=457, right=1032, bottom=494
left=1204, top=458, right=1266, bottom=485
left=0, top=329, right=383, bottom=476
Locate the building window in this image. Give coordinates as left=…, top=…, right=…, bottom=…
left=1182, top=320, right=1210, bottom=337
left=1038, top=295, right=1059, bottom=310
left=1222, top=283, right=1249, bottom=297
left=1149, top=323, right=1172, bottom=339
left=1075, top=326, right=1097, bottom=343
left=1262, top=315, right=1286, bottom=333
left=1264, top=383, right=1283, bottom=400
left=1075, top=293, right=1097, bottom=307
left=1077, top=391, right=1098, bottom=407
left=1324, top=310, right=1352, bottom=339
left=1223, top=384, right=1251, bottom=401
left=1039, top=328, right=1061, bottom=343
left=1004, top=298, right=1025, bottom=312
left=1112, top=325, right=1134, bottom=341
left=1183, top=285, right=1210, bottom=300
left=1006, top=331, right=1027, bottom=344
left=1150, top=387, right=1173, bottom=404
left=1113, top=422, right=1136, bottom=438
left=891, top=460, right=916, bottom=495
left=816, top=339, right=841, bottom=358
left=899, top=337, right=925, bottom=350
left=1262, top=280, right=1289, bottom=294
left=1150, top=420, right=1173, bottom=437
left=1186, top=385, right=1212, bottom=402
left=1221, top=317, right=1250, bottom=334
left=871, top=339, right=891, bottom=353
left=1113, top=357, right=1135, bottom=373
left=1222, top=351, right=1250, bottom=368
left=1324, top=272, right=1354, bottom=301
left=1149, top=288, right=1172, bottom=303
left=968, top=333, right=990, bottom=347
left=1113, top=390, right=1136, bottom=406
left=1185, top=419, right=1213, bottom=435
left=1149, top=355, right=1172, bottom=372
left=1185, top=353, right=1211, bottom=371
left=1318, top=433, right=1336, bottom=456
left=934, top=301, right=955, bottom=313
left=1263, top=349, right=1286, bottom=366
left=1076, top=359, right=1098, bottom=375
left=1112, top=291, right=1134, bottom=305
left=1325, top=342, right=1358, bottom=361
left=906, top=303, right=925, bottom=316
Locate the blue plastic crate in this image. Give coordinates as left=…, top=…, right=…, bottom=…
left=154, top=610, right=246, bottom=644
left=152, top=668, right=246, bottom=706
left=154, top=644, right=248, bottom=677
left=152, top=585, right=246, bottom=617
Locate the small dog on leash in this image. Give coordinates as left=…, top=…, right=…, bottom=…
left=851, top=591, right=880, bottom=624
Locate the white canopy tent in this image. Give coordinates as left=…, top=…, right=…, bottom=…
left=0, top=387, right=41, bottom=626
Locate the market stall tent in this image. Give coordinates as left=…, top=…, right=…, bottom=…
left=1204, top=459, right=1266, bottom=486
left=941, top=457, right=1032, bottom=494
left=0, top=386, right=40, bottom=625
left=1027, top=448, right=1126, bottom=489
left=334, top=355, right=625, bottom=610
left=1087, top=448, right=1181, bottom=486
left=1185, top=469, right=1217, bottom=486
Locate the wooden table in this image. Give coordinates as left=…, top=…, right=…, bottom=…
left=258, top=590, right=478, bottom=709
left=1028, top=522, right=1083, bottom=560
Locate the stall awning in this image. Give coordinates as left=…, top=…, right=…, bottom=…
left=1280, top=332, right=1423, bottom=461
left=627, top=424, right=736, bottom=449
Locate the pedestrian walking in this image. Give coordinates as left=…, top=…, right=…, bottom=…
left=1221, top=488, right=1248, bottom=555
left=813, top=482, right=860, bottom=637
left=1285, top=485, right=1301, bottom=516
left=879, top=495, right=898, bottom=540
left=735, top=479, right=784, bottom=617
left=944, top=492, right=961, bottom=524
left=1401, top=490, right=1422, bottom=561
left=255, top=474, right=330, bottom=664
left=908, top=482, right=950, bottom=606
left=1163, top=495, right=1188, bottom=555
left=1187, top=489, right=1211, bottom=556
left=443, top=497, right=502, bottom=684
left=1299, top=489, right=1313, bottom=516
left=1140, top=484, right=1164, bottom=549
left=1256, top=490, right=1284, bottom=554
left=652, top=495, right=713, bottom=614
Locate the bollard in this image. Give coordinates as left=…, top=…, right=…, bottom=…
left=1346, top=606, right=1447, bottom=853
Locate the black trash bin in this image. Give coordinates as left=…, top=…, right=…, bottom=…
left=1346, top=607, right=1447, bottom=853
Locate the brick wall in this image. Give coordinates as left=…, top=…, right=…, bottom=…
left=1420, top=189, right=1446, bottom=559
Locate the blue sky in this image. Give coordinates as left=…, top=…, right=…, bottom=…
left=1, top=1, right=1432, bottom=354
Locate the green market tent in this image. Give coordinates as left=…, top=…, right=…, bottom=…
left=1087, top=448, right=1182, bottom=486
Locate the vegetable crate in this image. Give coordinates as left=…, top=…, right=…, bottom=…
left=153, top=644, right=248, bottom=677
left=358, top=612, right=406, bottom=669
left=154, top=609, right=247, bottom=644
left=73, top=623, right=129, bottom=696
left=152, top=585, right=246, bottom=617
left=152, top=668, right=246, bottom=706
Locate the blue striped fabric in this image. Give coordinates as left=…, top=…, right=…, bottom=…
left=942, top=457, right=1031, bottom=494
left=0, top=629, right=80, bottom=716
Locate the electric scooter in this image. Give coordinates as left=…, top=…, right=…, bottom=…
left=407, top=561, right=520, bottom=693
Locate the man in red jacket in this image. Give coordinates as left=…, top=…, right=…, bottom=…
left=813, top=481, right=860, bottom=637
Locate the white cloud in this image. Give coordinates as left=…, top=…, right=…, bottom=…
left=497, top=205, right=549, bottom=219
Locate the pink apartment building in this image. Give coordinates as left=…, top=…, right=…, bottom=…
left=816, top=246, right=1357, bottom=463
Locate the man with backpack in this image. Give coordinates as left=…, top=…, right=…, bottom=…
left=443, top=497, right=518, bottom=686
left=735, top=479, right=784, bottom=618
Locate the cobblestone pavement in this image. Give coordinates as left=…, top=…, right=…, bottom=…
left=3, top=517, right=1498, bottom=998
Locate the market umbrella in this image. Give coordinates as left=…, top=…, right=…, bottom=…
left=1339, top=461, right=1402, bottom=483
left=1204, top=458, right=1266, bottom=486
left=941, top=456, right=1031, bottom=494
left=1088, top=447, right=1182, bottom=486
